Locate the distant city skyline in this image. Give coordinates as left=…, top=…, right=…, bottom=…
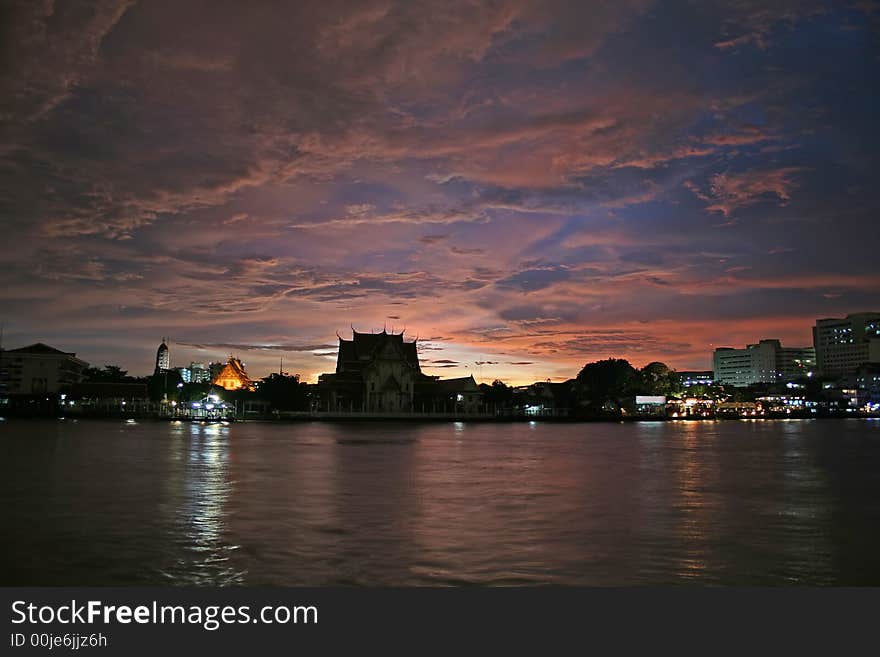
left=1, top=2, right=878, bottom=385
left=4, top=309, right=877, bottom=387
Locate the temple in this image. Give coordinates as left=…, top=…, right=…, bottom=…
left=212, top=356, right=255, bottom=391
left=317, top=329, right=482, bottom=413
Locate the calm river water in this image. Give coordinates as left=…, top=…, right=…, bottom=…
left=2, top=418, right=880, bottom=586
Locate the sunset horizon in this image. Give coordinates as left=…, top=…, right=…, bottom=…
left=2, top=2, right=879, bottom=386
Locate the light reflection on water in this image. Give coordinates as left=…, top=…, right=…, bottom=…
left=1, top=419, right=879, bottom=585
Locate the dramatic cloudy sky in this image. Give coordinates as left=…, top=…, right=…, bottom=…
left=1, top=0, right=878, bottom=383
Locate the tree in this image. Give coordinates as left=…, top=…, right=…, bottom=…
left=639, top=362, right=678, bottom=395
left=478, top=379, right=514, bottom=412
left=256, top=373, right=309, bottom=411
left=83, top=365, right=135, bottom=383
left=684, top=382, right=727, bottom=400
left=575, top=359, right=639, bottom=413
left=178, top=382, right=213, bottom=403
left=146, top=369, right=183, bottom=402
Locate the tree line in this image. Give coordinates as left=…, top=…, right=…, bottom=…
left=82, top=366, right=311, bottom=411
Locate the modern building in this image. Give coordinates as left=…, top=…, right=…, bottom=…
left=0, top=343, right=89, bottom=395
left=155, top=339, right=170, bottom=374
left=189, top=362, right=210, bottom=383
left=813, top=313, right=880, bottom=378
left=174, top=366, right=191, bottom=383
left=677, top=370, right=714, bottom=388
left=776, top=345, right=817, bottom=381
left=855, top=363, right=880, bottom=410
left=212, top=357, right=255, bottom=391
left=713, top=339, right=815, bottom=387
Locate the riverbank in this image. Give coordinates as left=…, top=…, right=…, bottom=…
left=2, top=411, right=878, bottom=423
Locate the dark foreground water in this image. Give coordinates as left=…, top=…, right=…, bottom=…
left=2, top=418, right=880, bottom=586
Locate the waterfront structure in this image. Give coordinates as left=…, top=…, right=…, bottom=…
left=513, top=381, right=573, bottom=417
left=155, top=338, right=170, bottom=374
left=755, top=394, right=815, bottom=415
left=318, top=329, right=485, bottom=413
left=67, top=382, right=152, bottom=415
left=434, top=376, right=483, bottom=414
left=319, top=329, right=420, bottom=412
left=634, top=395, right=667, bottom=417
left=813, top=313, right=880, bottom=378
left=667, top=395, right=715, bottom=418
left=0, top=343, right=89, bottom=396
left=212, top=356, right=255, bottom=391
left=713, top=339, right=815, bottom=387
left=855, top=363, right=880, bottom=410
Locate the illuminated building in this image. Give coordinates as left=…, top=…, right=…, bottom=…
left=634, top=395, right=667, bottom=417
left=155, top=338, right=170, bottom=374
left=513, top=381, right=573, bottom=417
left=212, top=356, right=255, bottom=391
left=713, top=339, right=815, bottom=387
left=172, top=363, right=208, bottom=384
left=667, top=395, right=715, bottom=418
left=855, top=363, right=880, bottom=409
left=677, top=370, right=714, bottom=388
left=813, top=313, right=880, bottom=378
left=189, top=362, right=210, bottom=383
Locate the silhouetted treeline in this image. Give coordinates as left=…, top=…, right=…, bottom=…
left=83, top=366, right=311, bottom=411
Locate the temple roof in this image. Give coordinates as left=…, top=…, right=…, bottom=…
left=336, top=329, right=420, bottom=374
left=434, top=375, right=479, bottom=392
left=213, top=357, right=253, bottom=385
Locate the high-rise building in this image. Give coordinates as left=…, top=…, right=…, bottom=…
left=189, top=362, right=210, bottom=383
left=155, top=339, right=170, bottom=374
left=813, top=313, right=880, bottom=378
left=713, top=339, right=815, bottom=387
left=776, top=345, right=817, bottom=381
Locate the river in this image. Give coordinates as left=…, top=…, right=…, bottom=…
left=2, top=418, right=879, bottom=585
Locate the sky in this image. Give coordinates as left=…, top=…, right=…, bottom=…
left=1, top=0, right=879, bottom=384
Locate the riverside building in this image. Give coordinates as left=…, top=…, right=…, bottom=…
left=713, top=339, right=815, bottom=387
left=813, top=313, right=880, bottom=378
